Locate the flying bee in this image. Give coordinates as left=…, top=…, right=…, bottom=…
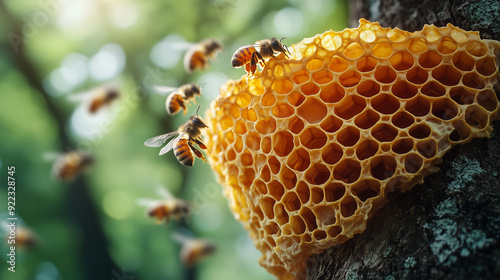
left=171, top=231, right=216, bottom=267
left=154, top=83, right=201, bottom=115
left=144, top=106, right=208, bottom=166
left=138, top=187, right=190, bottom=224
left=88, top=86, right=120, bottom=114
left=184, top=38, right=223, bottom=73
left=231, top=37, right=291, bottom=74
left=51, top=150, right=94, bottom=181
left=14, top=226, right=39, bottom=250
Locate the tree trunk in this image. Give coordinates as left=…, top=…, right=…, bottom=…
left=306, top=1, right=500, bottom=279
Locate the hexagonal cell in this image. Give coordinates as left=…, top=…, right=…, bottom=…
left=334, top=95, right=366, bottom=120
left=392, top=138, right=414, bottom=154
left=344, top=42, right=364, bottom=59
left=281, top=165, right=297, bottom=190
left=301, top=207, right=318, bottom=232
left=390, top=51, right=414, bottom=70
left=327, top=225, right=342, bottom=238
left=290, top=215, right=306, bottom=235
left=312, top=70, right=333, bottom=84
left=361, top=30, right=376, bottom=42
left=406, top=66, right=429, bottom=84
left=419, top=51, right=442, bottom=68
left=296, top=181, right=310, bottom=204
left=245, top=131, right=261, bottom=151
left=466, top=41, right=487, bottom=57
left=356, top=56, right=377, bottom=72
left=288, top=91, right=306, bottom=107
left=391, top=111, right=415, bottom=129
left=405, top=96, right=431, bottom=117
left=266, top=235, right=277, bottom=248
left=354, top=109, right=380, bottom=129
left=320, top=114, right=343, bottom=133
left=229, top=104, right=240, bottom=118
left=226, top=148, right=236, bottom=161
left=465, top=105, right=489, bottom=129
left=351, top=179, right=382, bottom=201
left=241, top=108, right=257, bottom=122
left=298, top=98, right=327, bottom=124
left=221, top=115, right=234, bottom=130
left=374, top=66, right=397, bottom=83
left=333, top=158, right=361, bottom=183
left=272, top=130, right=294, bottom=157
left=261, top=136, right=272, bottom=153
left=255, top=116, right=276, bottom=134
left=449, top=122, right=471, bottom=142
left=263, top=221, right=280, bottom=235
left=305, top=163, right=331, bottom=185
left=321, top=33, right=342, bottom=50
left=313, top=230, right=327, bottom=240
left=241, top=150, right=254, bottom=166
left=274, top=203, right=289, bottom=225
left=313, top=206, right=336, bottom=226
left=432, top=98, right=458, bottom=120
left=320, top=82, right=345, bottom=103
left=269, top=180, right=285, bottom=201
left=404, top=153, right=423, bottom=173
left=449, top=86, right=475, bottom=105
left=356, top=139, right=378, bottom=160
left=437, top=37, right=458, bottom=54
left=337, top=126, right=360, bottom=147
left=310, top=187, right=324, bottom=204
left=329, top=55, right=349, bottom=72
left=300, top=127, right=328, bottom=149
left=268, top=155, right=281, bottom=174
left=324, top=183, right=345, bottom=203
left=462, top=72, right=486, bottom=89
left=340, top=195, right=358, bottom=218
left=432, top=65, right=461, bottom=86
left=235, top=119, right=248, bottom=134
left=234, top=137, right=243, bottom=152
left=339, top=70, right=361, bottom=87
left=417, top=139, right=437, bottom=158
left=370, top=156, right=397, bottom=180
left=274, top=64, right=285, bottom=78
left=476, top=56, right=497, bottom=76
left=387, top=28, right=407, bottom=42
left=421, top=81, right=446, bottom=97
left=272, top=102, right=295, bottom=118
left=357, top=80, right=380, bottom=97
left=261, top=92, right=276, bottom=106
left=306, top=44, right=317, bottom=56
left=283, top=192, right=302, bottom=212
left=321, top=143, right=343, bottom=165
left=407, top=37, right=428, bottom=53
left=240, top=168, right=255, bottom=186
left=287, top=148, right=311, bottom=171
left=372, top=42, right=393, bottom=58
left=225, top=130, right=235, bottom=144
left=392, top=80, right=418, bottom=99
left=409, top=123, right=431, bottom=139
left=236, top=92, right=252, bottom=108
left=477, top=90, right=499, bottom=112
left=371, top=123, right=398, bottom=142
left=301, top=82, right=320, bottom=96
left=452, top=51, right=475, bottom=71
left=289, top=116, right=305, bottom=134
left=292, top=69, right=310, bottom=84
left=260, top=196, right=276, bottom=219
left=260, top=165, right=271, bottom=182
left=307, top=58, right=324, bottom=71
left=272, top=79, right=294, bottom=94
left=372, top=94, right=400, bottom=114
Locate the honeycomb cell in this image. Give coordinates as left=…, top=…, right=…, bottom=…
left=361, top=30, right=376, bottom=42
left=261, top=136, right=272, bottom=153
left=292, top=69, right=310, bottom=84
left=333, top=159, right=361, bottom=183
left=287, top=148, right=311, bottom=171
left=462, top=72, right=485, bottom=89
left=476, top=56, right=497, bottom=76
left=261, top=197, right=276, bottom=219
left=289, top=116, right=305, bottom=134
left=371, top=123, right=398, bottom=142
left=274, top=64, right=285, bottom=78
left=404, top=153, right=423, bottom=173
left=452, top=51, right=475, bottom=71
left=406, top=96, right=431, bottom=117
left=370, top=156, right=397, bottom=180
left=261, top=92, right=276, bottom=106
left=437, top=37, right=458, bottom=54
left=408, top=37, right=428, bottom=53
left=272, top=79, right=294, bottom=94
left=226, top=148, right=236, bottom=161
left=281, top=165, right=297, bottom=190
left=321, top=143, right=343, bottom=165
left=344, top=42, right=364, bottom=59
left=449, top=122, right=472, bottom=142
left=324, top=183, right=346, bottom=202
left=274, top=203, right=289, bottom=225
left=220, top=115, right=234, bottom=130
left=305, top=163, right=331, bottom=185
left=272, top=131, right=294, bottom=157
left=432, top=98, right=459, bottom=120
left=301, top=82, right=320, bottom=95
left=409, top=123, right=431, bottom=139
left=241, top=150, right=254, bottom=166
left=449, top=86, right=475, bottom=105
left=465, top=105, right=488, bottom=129
left=236, top=92, right=252, bottom=108
left=307, top=59, right=324, bottom=71
left=407, top=66, right=429, bottom=84
left=241, top=168, right=255, bottom=186
left=354, top=109, right=380, bottom=129
left=372, top=94, right=400, bottom=114
left=356, top=139, right=378, bottom=160
left=263, top=221, right=280, bottom=235
left=300, top=127, right=328, bottom=149
left=313, top=230, right=327, bottom=240
left=466, top=41, right=488, bottom=57
left=417, top=139, right=437, bottom=158
left=290, top=216, right=306, bottom=234
left=357, top=80, right=380, bottom=97
left=356, top=56, right=377, bottom=72
left=320, top=82, right=345, bottom=103
left=337, top=126, right=360, bottom=147
left=255, top=116, right=276, bottom=134
left=261, top=165, right=271, bottom=182
left=419, top=51, right=442, bottom=68
left=235, top=119, right=248, bottom=134
left=392, top=138, right=414, bottom=154
left=298, top=98, right=327, bottom=124
left=421, top=81, right=446, bottom=97
left=288, top=91, right=306, bottom=106
left=313, top=206, right=337, bottom=225
left=245, top=131, right=261, bottom=151
left=387, top=28, right=407, bottom=42
left=374, top=66, right=397, bottom=83
left=312, top=70, right=333, bottom=84
left=432, top=65, right=462, bottom=86
left=339, top=70, right=361, bottom=87
left=268, top=156, right=281, bottom=174
left=334, top=95, right=366, bottom=120
left=269, top=180, right=285, bottom=201
left=390, top=51, right=414, bottom=70
left=477, top=90, right=498, bottom=112
left=329, top=56, right=349, bottom=72
left=283, top=192, right=302, bottom=212
left=340, top=195, right=358, bottom=218
left=372, top=42, right=393, bottom=58
left=320, top=114, right=343, bottom=133
left=300, top=207, right=318, bottom=231
left=327, top=226, right=342, bottom=238
left=351, top=179, right=381, bottom=201
left=392, top=80, right=418, bottom=99
left=296, top=181, right=310, bottom=204
left=272, top=102, right=295, bottom=118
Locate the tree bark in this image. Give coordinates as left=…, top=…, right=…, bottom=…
left=306, top=1, right=500, bottom=279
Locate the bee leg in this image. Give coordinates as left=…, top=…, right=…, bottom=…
left=193, top=138, right=210, bottom=152
left=188, top=141, right=208, bottom=162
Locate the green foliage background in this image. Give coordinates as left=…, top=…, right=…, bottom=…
left=0, top=0, right=347, bottom=279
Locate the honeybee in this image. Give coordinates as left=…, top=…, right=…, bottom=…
left=154, top=83, right=201, bottom=115
left=68, top=85, right=120, bottom=114
left=184, top=38, right=223, bottom=73
left=171, top=231, right=216, bottom=267
left=51, top=150, right=94, bottom=181
left=144, top=107, right=208, bottom=166
left=231, top=37, right=291, bottom=74
left=14, top=226, right=38, bottom=250
left=138, top=188, right=190, bottom=224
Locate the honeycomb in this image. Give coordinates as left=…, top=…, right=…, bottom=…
left=203, top=19, right=500, bottom=279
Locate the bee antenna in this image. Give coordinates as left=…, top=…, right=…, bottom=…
left=195, top=106, right=201, bottom=116
left=280, top=37, right=287, bottom=43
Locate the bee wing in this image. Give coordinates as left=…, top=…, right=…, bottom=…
left=144, top=131, right=179, bottom=147
left=157, top=186, right=174, bottom=200
left=159, top=133, right=185, bottom=155
left=153, top=86, right=179, bottom=96
left=137, top=198, right=158, bottom=206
